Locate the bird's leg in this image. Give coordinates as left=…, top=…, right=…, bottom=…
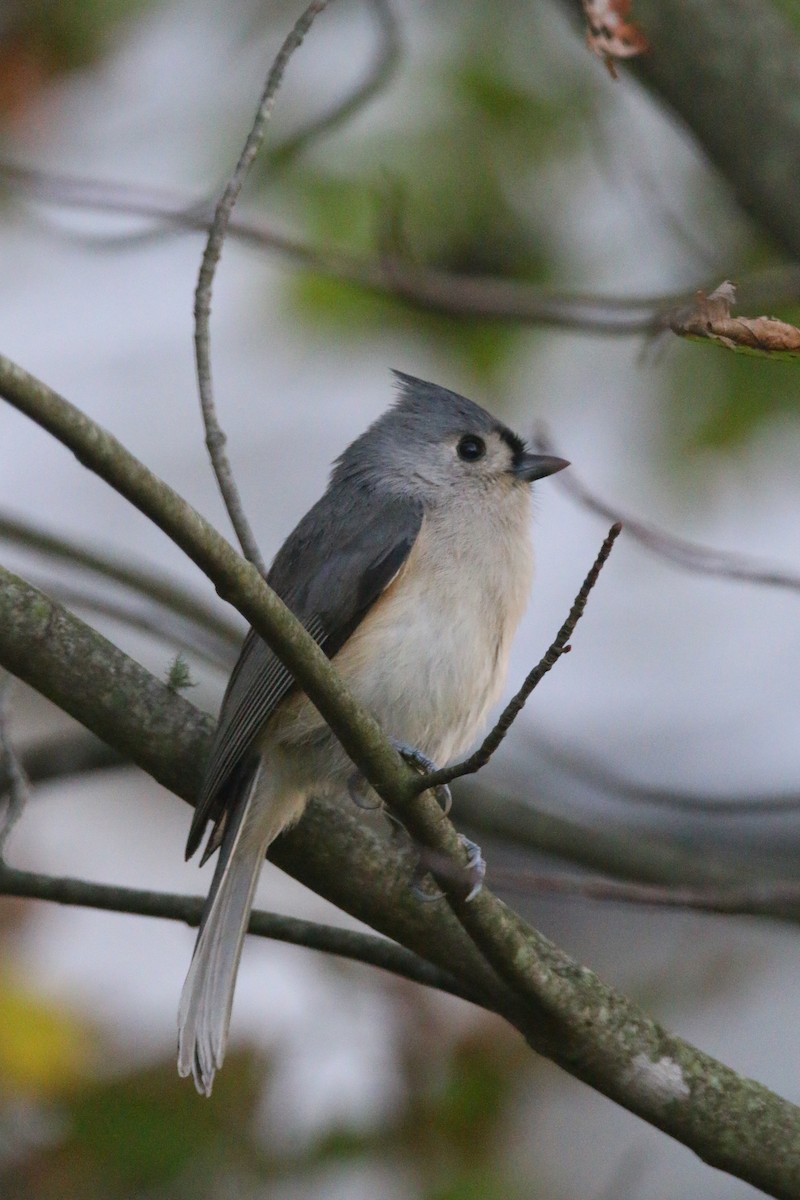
left=346, top=742, right=483, bottom=900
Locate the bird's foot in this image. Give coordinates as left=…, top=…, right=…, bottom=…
left=391, top=740, right=452, bottom=815
left=411, top=834, right=486, bottom=903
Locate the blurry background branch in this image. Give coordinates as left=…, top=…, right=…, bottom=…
left=533, top=429, right=800, bottom=593
left=553, top=0, right=800, bottom=259
left=7, top=159, right=800, bottom=337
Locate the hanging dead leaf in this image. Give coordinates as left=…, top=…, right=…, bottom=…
left=668, top=281, right=800, bottom=359
left=582, top=0, right=649, bottom=80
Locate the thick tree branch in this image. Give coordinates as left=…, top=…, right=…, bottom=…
left=2, top=351, right=799, bottom=1191
left=10, top=727, right=771, bottom=898
left=630, top=0, right=800, bottom=261
left=554, top=0, right=800, bottom=259
left=1, top=566, right=800, bottom=1195
left=0, top=565, right=512, bottom=1008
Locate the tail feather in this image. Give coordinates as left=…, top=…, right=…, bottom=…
left=178, top=766, right=270, bottom=1096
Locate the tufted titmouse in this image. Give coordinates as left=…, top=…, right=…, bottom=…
left=178, top=372, right=567, bottom=1094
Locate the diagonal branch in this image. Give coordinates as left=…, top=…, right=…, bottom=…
left=0, top=351, right=419, bottom=811
left=2, top=560, right=800, bottom=1195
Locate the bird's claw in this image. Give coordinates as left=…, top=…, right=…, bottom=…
left=347, top=771, right=383, bottom=811
left=410, top=867, right=446, bottom=903
left=391, top=740, right=452, bottom=814
left=458, top=835, right=486, bottom=901
left=410, top=834, right=486, bottom=903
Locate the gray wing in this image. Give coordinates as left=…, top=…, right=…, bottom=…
left=186, top=490, right=423, bottom=860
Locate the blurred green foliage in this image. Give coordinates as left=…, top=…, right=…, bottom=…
left=265, top=7, right=592, bottom=388
left=0, top=0, right=156, bottom=76
left=0, top=987, right=541, bottom=1200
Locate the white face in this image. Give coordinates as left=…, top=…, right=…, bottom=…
left=404, top=426, right=524, bottom=500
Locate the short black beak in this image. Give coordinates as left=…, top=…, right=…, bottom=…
left=512, top=453, right=570, bottom=482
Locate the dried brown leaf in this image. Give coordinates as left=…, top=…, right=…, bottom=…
left=667, top=281, right=800, bottom=359
left=582, top=0, right=649, bottom=79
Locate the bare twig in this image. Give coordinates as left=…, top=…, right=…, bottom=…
left=416, top=523, right=622, bottom=794
left=269, top=0, right=400, bottom=169
left=9, top=157, right=800, bottom=338
left=194, top=1, right=330, bottom=576
left=0, top=675, right=30, bottom=858
left=534, top=428, right=800, bottom=593
left=0, top=859, right=483, bottom=1007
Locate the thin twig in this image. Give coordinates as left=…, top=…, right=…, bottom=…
left=0, top=861, right=485, bottom=1008
left=0, top=675, right=30, bottom=859
left=269, top=0, right=400, bottom=169
left=194, top=0, right=331, bottom=576
left=415, top=523, right=622, bottom=794
left=534, top=428, right=800, bottom=593
left=10, top=157, right=800, bottom=339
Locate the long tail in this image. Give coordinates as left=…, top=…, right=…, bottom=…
left=178, top=762, right=278, bottom=1096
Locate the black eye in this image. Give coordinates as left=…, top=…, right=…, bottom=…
left=457, top=435, right=486, bottom=462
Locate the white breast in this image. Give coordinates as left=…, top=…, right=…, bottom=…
left=335, top=487, right=534, bottom=765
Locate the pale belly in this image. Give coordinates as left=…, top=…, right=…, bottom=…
left=338, top=586, right=507, bottom=764
left=268, top=497, right=534, bottom=784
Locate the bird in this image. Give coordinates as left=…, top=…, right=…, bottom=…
left=178, top=371, right=568, bottom=1094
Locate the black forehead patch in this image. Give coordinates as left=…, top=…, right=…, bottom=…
left=497, top=425, right=526, bottom=459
